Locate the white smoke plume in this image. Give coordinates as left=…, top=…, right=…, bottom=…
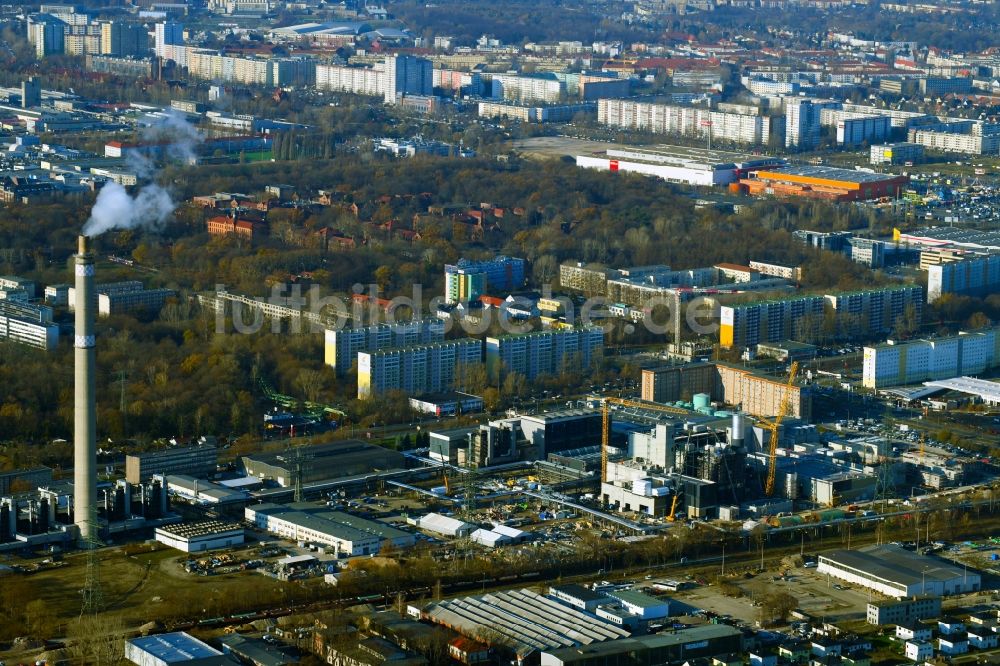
left=83, top=109, right=202, bottom=237
left=139, top=108, right=203, bottom=167
left=82, top=181, right=175, bottom=237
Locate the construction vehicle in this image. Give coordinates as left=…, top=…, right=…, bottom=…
left=666, top=492, right=681, bottom=522
left=760, top=361, right=799, bottom=497
left=601, top=398, right=689, bottom=483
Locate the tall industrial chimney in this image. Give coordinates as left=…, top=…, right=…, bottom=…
left=74, top=235, right=97, bottom=542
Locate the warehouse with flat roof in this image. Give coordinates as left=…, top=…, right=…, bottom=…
left=241, top=440, right=406, bottom=486
left=245, top=502, right=415, bottom=556
left=125, top=632, right=232, bottom=665
left=739, top=165, right=908, bottom=201
left=154, top=520, right=245, bottom=553
left=818, top=544, right=981, bottom=598
left=576, top=144, right=786, bottom=187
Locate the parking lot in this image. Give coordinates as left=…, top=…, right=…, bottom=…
left=659, top=565, right=875, bottom=626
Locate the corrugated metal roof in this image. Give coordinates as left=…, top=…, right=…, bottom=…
left=128, top=632, right=223, bottom=662
left=426, top=589, right=629, bottom=658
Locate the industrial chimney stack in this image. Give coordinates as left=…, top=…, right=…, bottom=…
left=74, top=235, right=97, bottom=541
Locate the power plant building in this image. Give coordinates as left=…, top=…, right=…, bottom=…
left=0, top=275, right=37, bottom=298
left=640, top=362, right=717, bottom=404
left=862, top=327, right=1000, bottom=388
left=241, top=440, right=405, bottom=485
left=519, top=409, right=602, bottom=455
left=0, top=467, right=53, bottom=495
left=640, top=362, right=810, bottom=420
left=324, top=319, right=445, bottom=375
left=716, top=364, right=811, bottom=420
left=125, top=443, right=219, bottom=484
left=357, top=338, right=482, bottom=398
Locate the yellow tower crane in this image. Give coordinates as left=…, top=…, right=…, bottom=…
left=760, top=361, right=799, bottom=497
left=601, top=398, right=691, bottom=483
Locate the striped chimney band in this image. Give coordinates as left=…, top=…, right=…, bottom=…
left=74, top=335, right=96, bottom=349
left=75, top=264, right=96, bottom=277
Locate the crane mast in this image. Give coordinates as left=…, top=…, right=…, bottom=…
left=765, top=361, right=799, bottom=497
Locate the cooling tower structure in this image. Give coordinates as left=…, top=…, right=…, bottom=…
left=74, top=235, right=97, bottom=542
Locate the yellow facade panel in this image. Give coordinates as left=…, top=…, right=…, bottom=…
left=720, top=324, right=734, bottom=348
